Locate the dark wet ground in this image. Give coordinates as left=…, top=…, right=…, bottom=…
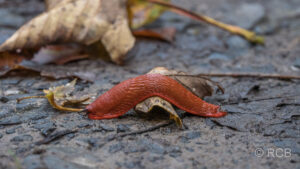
left=0, top=0, right=300, bottom=168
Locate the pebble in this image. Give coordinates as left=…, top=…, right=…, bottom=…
left=41, top=127, right=56, bottom=137
left=207, top=53, right=230, bottom=61
left=0, top=115, right=22, bottom=125
left=226, top=35, right=250, bottom=53
left=116, top=124, right=131, bottom=133
left=6, top=127, right=17, bottom=134
left=139, top=139, right=166, bottom=155
left=99, top=123, right=115, bottom=132
left=273, top=139, right=300, bottom=155
left=11, top=134, right=33, bottom=142
left=179, top=131, right=201, bottom=143
left=0, top=133, right=2, bottom=139
left=109, top=143, right=125, bottom=153
left=16, top=102, right=40, bottom=113
left=0, top=108, right=12, bottom=119
left=168, top=146, right=182, bottom=158
left=32, top=119, right=55, bottom=130
left=233, top=3, right=265, bottom=29
left=43, top=155, right=86, bottom=169
left=23, top=155, right=44, bottom=169
left=0, top=96, right=9, bottom=103
left=77, top=123, right=91, bottom=128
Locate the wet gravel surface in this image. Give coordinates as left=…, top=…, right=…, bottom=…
left=0, top=0, right=300, bottom=168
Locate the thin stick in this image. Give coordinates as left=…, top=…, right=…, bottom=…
left=36, top=130, right=78, bottom=145
left=224, top=95, right=300, bottom=105
left=17, top=96, right=45, bottom=103
left=114, top=120, right=173, bottom=139
left=145, top=0, right=264, bottom=44
left=168, top=73, right=300, bottom=80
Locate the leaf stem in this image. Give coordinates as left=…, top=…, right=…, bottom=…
left=17, top=96, right=45, bottom=103
left=145, top=0, right=264, bottom=44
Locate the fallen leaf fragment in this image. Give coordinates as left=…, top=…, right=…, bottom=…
left=2, top=60, right=97, bottom=81
left=133, top=27, right=176, bottom=42
left=32, top=44, right=88, bottom=65
left=135, top=96, right=183, bottom=127
left=0, top=52, right=25, bottom=76
left=0, top=0, right=135, bottom=64
left=128, top=0, right=170, bottom=29
left=18, top=79, right=91, bottom=112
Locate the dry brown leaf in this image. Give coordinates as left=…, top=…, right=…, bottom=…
left=135, top=96, right=183, bottom=128
left=0, top=0, right=135, bottom=64
left=146, top=67, right=220, bottom=98
left=0, top=52, right=25, bottom=76
left=32, top=44, right=87, bottom=65
left=2, top=60, right=97, bottom=81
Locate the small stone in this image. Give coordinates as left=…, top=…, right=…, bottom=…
left=139, top=139, right=166, bottom=155
left=208, top=53, right=230, bottom=61
left=15, top=102, right=39, bottom=113
left=26, top=112, right=48, bottom=121
left=232, top=3, right=265, bottom=29
left=168, top=146, right=182, bottom=158
left=0, top=108, right=12, bottom=119
left=23, top=155, right=44, bottom=169
left=1, top=78, right=21, bottom=85
left=116, top=124, right=131, bottom=133
left=43, top=155, right=86, bottom=169
left=0, top=96, right=9, bottom=103
left=0, top=115, right=22, bottom=126
left=122, top=161, right=143, bottom=169
left=32, top=120, right=55, bottom=130
left=292, top=58, right=300, bottom=70
left=109, top=143, right=124, bottom=153
left=226, top=36, right=250, bottom=57
left=11, top=134, right=33, bottom=142
left=226, top=35, right=250, bottom=50
left=77, top=123, right=91, bottom=128
left=179, top=131, right=201, bottom=143
left=147, top=154, right=162, bottom=162
left=6, top=127, right=17, bottom=134
left=0, top=133, right=3, bottom=139
left=66, top=133, right=76, bottom=140
left=99, top=123, right=114, bottom=132
left=41, top=127, right=56, bottom=137
left=185, top=131, right=201, bottom=140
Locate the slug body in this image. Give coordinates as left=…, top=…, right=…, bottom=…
left=87, top=74, right=226, bottom=119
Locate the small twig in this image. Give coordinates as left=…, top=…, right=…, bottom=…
left=103, top=113, right=187, bottom=144
left=17, top=96, right=45, bottom=103
left=145, top=0, right=264, bottom=44
left=35, top=129, right=78, bottom=145
left=108, top=120, right=174, bottom=141
left=169, top=73, right=300, bottom=80
left=223, top=95, right=300, bottom=105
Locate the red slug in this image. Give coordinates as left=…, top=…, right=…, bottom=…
left=87, top=74, right=227, bottom=119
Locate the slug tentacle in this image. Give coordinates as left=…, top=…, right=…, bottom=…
left=87, top=74, right=226, bottom=119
